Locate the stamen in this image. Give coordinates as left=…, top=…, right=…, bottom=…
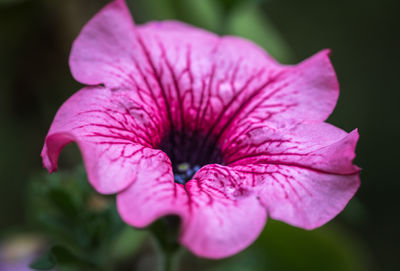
left=174, top=163, right=201, bottom=184
left=177, top=163, right=190, bottom=172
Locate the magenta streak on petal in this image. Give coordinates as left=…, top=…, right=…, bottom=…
left=41, top=86, right=165, bottom=194
left=223, top=124, right=360, bottom=229
left=197, top=66, right=270, bottom=162
left=136, top=35, right=174, bottom=131
left=42, top=0, right=360, bottom=260
left=201, top=71, right=286, bottom=162
left=233, top=160, right=359, bottom=177
left=194, top=63, right=216, bottom=132
left=160, top=42, right=186, bottom=134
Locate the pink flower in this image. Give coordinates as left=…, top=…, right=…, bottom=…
left=41, top=0, right=360, bottom=258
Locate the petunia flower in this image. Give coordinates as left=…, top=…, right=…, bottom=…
left=41, top=0, right=360, bottom=258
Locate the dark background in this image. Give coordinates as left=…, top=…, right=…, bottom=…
left=0, top=0, right=399, bottom=270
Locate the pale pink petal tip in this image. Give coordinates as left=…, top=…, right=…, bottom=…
left=69, top=0, right=135, bottom=87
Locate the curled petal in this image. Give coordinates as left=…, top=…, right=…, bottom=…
left=227, top=123, right=360, bottom=229
left=41, top=86, right=164, bottom=194
left=225, top=122, right=360, bottom=174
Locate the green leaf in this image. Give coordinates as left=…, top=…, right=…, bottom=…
left=51, top=245, right=86, bottom=265
left=29, top=251, right=56, bottom=270
left=32, top=245, right=99, bottom=270
left=47, top=188, right=78, bottom=219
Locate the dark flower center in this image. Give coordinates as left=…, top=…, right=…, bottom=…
left=158, top=131, right=223, bottom=185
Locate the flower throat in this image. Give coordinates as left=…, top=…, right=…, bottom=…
left=158, top=131, right=223, bottom=185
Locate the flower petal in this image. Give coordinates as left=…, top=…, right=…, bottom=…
left=118, top=163, right=267, bottom=259
left=71, top=1, right=336, bottom=137
left=116, top=150, right=188, bottom=227
left=41, top=86, right=165, bottom=194
left=133, top=25, right=278, bottom=134
left=225, top=122, right=360, bottom=174
left=213, top=49, right=339, bottom=149
left=225, top=123, right=360, bottom=229
left=242, top=49, right=339, bottom=123
left=235, top=163, right=359, bottom=229
left=69, top=0, right=137, bottom=88
left=129, top=27, right=338, bottom=147
left=181, top=164, right=267, bottom=258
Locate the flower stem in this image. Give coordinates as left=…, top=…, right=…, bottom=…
left=149, top=216, right=182, bottom=271
left=155, top=237, right=183, bottom=271
left=160, top=248, right=180, bottom=271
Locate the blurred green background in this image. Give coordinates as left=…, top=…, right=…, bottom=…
left=0, top=0, right=399, bottom=270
